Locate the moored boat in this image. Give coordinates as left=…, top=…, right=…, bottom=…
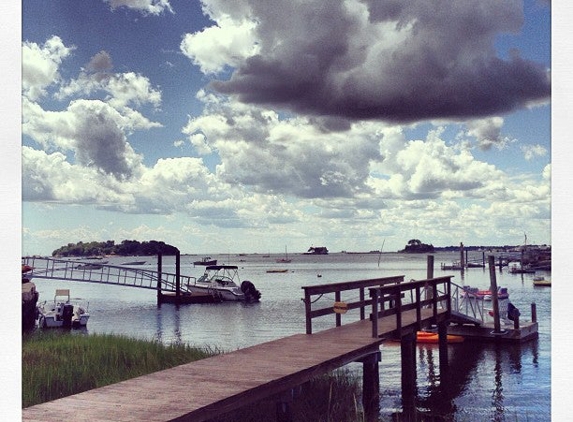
left=37, top=289, right=89, bottom=329
left=193, top=256, right=217, bottom=266
left=533, top=276, right=551, bottom=286
left=276, top=246, right=292, bottom=263
left=462, top=286, right=509, bottom=301
left=187, top=265, right=261, bottom=302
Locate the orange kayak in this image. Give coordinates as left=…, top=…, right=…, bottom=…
left=416, top=331, right=464, bottom=344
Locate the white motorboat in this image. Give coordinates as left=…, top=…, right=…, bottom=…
left=188, top=265, right=261, bottom=302
left=37, top=289, right=90, bottom=328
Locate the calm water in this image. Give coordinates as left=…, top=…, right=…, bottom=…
left=30, top=252, right=551, bottom=421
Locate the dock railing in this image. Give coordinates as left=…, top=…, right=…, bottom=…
left=450, top=281, right=488, bottom=321
left=301, top=275, right=405, bottom=334
left=21, top=256, right=197, bottom=295
left=369, top=276, right=453, bottom=338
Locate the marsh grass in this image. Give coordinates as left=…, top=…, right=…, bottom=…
left=23, top=332, right=365, bottom=421
left=22, top=331, right=215, bottom=407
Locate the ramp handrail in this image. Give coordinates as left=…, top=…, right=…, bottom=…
left=21, top=257, right=197, bottom=294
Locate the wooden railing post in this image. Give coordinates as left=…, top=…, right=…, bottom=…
left=370, top=288, right=379, bottom=338
left=359, top=287, right=365, bottom=320
left=335, top=291, right=342, bottom=327
left=304, top=290, right=312, bottom=334
left=395, top=286, right=402, bottom=337
left=415, top=286, right=422, bottom=323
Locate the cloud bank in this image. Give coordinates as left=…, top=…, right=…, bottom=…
left=182, top=0, right=550, bottom=123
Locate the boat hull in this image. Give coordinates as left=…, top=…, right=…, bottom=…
left=188, top=285, right=245, bottom=301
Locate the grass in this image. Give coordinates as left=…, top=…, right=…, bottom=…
left=22, top=331, right=215, bottom=407
left=22, top=331, right=365, bottom=421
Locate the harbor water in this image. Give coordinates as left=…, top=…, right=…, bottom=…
left=29, top=252, right=551, bottom=421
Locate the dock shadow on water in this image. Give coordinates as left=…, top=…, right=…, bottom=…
left=389, top=338, right=542, bottom=421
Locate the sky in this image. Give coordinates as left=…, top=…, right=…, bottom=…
left=19, top=0, right=554, bottom=256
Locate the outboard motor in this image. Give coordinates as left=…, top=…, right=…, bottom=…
left=62, top=303, right=74, bottom=328
left=241, top=280, right=261, bottom=302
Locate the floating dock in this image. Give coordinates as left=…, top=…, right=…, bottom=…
left=448, top=320, right=538, bottom=343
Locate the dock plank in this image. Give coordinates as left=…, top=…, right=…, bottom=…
left=22, top=308, right=446, bottom=422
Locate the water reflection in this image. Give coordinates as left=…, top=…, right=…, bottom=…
left=154, top=303, right=182, bottom=345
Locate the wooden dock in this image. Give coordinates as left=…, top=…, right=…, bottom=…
left=22, top=262, right=538, bottom=421
left=22, top=308, right=442, bottom=422
left=23, top=276, right=451, bottom=422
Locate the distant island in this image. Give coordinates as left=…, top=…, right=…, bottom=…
left=400, top=239, right=435, bottom=253
left=52, top=240, right=179, bottom=257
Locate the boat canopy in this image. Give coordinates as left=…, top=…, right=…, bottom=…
left=206, top=265, right=238, bottom=270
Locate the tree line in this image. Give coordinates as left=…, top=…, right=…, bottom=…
left=52, top=240, right=179, bottom=257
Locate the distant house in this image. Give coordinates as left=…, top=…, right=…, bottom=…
left=304, top=246, right=329, bottom=255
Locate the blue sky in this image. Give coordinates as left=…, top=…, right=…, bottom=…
left=19, top=0, right=553, bottom=255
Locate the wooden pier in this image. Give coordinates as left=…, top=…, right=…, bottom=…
left=22, top=275, right=452, bottom=422
left=22, top=255, right=539, bottom=421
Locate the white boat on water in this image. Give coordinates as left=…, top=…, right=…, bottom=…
left=187, top=265, right=261, bottom=302
left=37, top=289, right=90, bottom=328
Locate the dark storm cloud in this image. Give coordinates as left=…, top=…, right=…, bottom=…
left=209, top=0, right=550, bottom=123
left=71, top=100, right=136, bottom=179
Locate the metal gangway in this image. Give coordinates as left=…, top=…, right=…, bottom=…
left=22, top=256, right=199, bottom=299
left=438, top=281, right=512, bottom=326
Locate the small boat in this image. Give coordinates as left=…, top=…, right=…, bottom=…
left=509, top=263, right=535, bottom=274
left=462, top=286, right=509, bottom=301
left=533, top=276, right=551, bottom=286
left=416, top=331, right=464, bottom=344
left=276, top=246, right=292, bottom=263
left=266, top=269, right=288, bottom=273
left=121, top=260, right=146, bottom=265
left=441, top=261, right=464, bottom=270
left=193, top=256, right=217, bottom=266
left=75, top=261, right=108, bottom=270
left=37, top=289, right=89, bottom=329
left=188, top=265, right=261, bottom=302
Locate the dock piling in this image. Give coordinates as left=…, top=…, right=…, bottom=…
left=532, top=303, right=537, bottom=323
left=361, top=351, right=381, bottom=422
left=488, top=255, right=503, bottom=334
left=156, top=253, right=162, bottom=305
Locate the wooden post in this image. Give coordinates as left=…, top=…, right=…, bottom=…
left=425, top=255, right=434, bottom=306
left=156, top=253, right=163, bottom=305
left=359, top=287, right=365, bottom=320
left=512, top=309, right=520, bottom=329
left=371, top=288, right=379, bottom=338
left=335, top=291, right=342, bottom=327
left=460, top=242, right=465, bottom=270
left=438, top=321, right=449, bottom=373
left=531, top=303, right=537, bottom=323
left=426, top=255, right=434, bottom=279
left=401, top=331, right=417, bottom=413
left=304, top=290, right=312, bottom=334
left=488, top=255, right=503, bottom=333
left=362, top=351, right=381, bottom=422
left=175, top=251, right=181, bottom=304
